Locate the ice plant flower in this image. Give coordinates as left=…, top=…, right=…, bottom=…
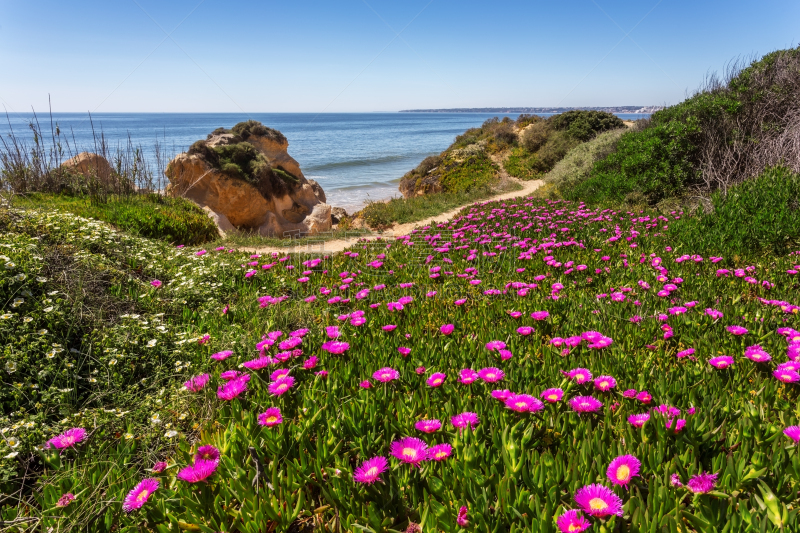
left=478, top=367, right=505, bottom=382
left=687, top=472, right=718, bottom=494
left=745, top=345, right=771, bottom=363
left=556, top=510, right=591, bottom=533
left=636, top=391, right=652, bottom=403
left=564, top=368, right=593, bottom=384
left=570, top=396, right=603, bottom=413
left=373, top=367, right=400, bottom=382
left=152, top=461, right=167, bottom=473
left=783, top=426, right=800, bottom=443
left=353, top=456, right=389, bottom=484
left=628, top=413, right=650, bottom=427
left=46, top=427, right=87, bottom=449
left=541, top=388, right=564, bottom=402
left=594, top=375, right=616, bottom=391
left=177, top=459, right=218, bottom=483
left=451, top=412, right=480, bottom=430
left=517, top=326, right=534, bottom=336
left=258, top=407, right=283, bottom=427
left=195, top=445, right=220, bottom=462
left=56, top=493, right=75, bottom=507
left=530, top=311, right=550, bottom=320
left=458, top=368, right=479, bottom=384
left=390, top=437, right=428, bottom=466
left=321, top=341, right=350, bottom=354
left=607, top=455, right=641, bottom=486
left=427, top=443, right=453, bottom=461
left=218, top=375, right=249, bottom=400
left=150, top=280, right=162, bottom=288
left=211, top=350, right=233, bottom=361
left=440, top=324, right=454, bottom=335
left=268, top=376, right=295, bottom=396
left=184, top=374, right=210, bottom=392
left=398, top=346, right=412, bottom=357
left=426, top=372, right=446, bottom=387
left=505, top=394, right=544, bottom=413
left=485, top=340, right=506, bottom=351
left=123, top=478, right=159, bottom=512
left=774, top=368, right=800, bottom=383
left=574, top=484, right=623, bottom=517
left=709, top=356, right=734, bottom=369
left=415, top=419, right=441, bottom=433
left=726, top=325, right=748, bottom=336
left=491, top=389, right=513, bottom=401
left=456, top=506, right=469, bottom=527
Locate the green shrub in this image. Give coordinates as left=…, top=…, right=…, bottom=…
left=520, top=121, right=550, bottom=153
left=439, top=152, right=498, bottom=193
left=229, top=120, right=286, bottom=144
left=549, top=110, right=625, bottom=142
left=669, top=166, right=800, bottom=256
left=13, top=194, right=219, bottom=245
left=503, top=147, right=541, bottom=180
left=545, top=128, right=626, bottom=189
left=515, top=114, right=543, bottom=129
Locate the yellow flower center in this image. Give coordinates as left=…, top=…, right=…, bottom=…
left=589, top=497, right=608, bottom=510
left=600, top=381, right=608, bottom=388
left=366, top=467, right=378, bottom=477
left=569, top=524, right=583, bottom=532
left=266, top=416, right=277, bottom=424
left=616, top=465, right=630, bottom=480
left=548, top=394, right=558, bottom=401
left=435, top=451, right=447, bottom=459
left=136, top=489, right=150, bottom=502
left=276, top=384, right=287, bottom=393
left=402, top=448, right=417, bottom=458
left=432, top=379, right=442, bottom=385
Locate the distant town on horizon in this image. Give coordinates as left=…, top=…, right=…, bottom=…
left=399, top=106, right=664, bottom=113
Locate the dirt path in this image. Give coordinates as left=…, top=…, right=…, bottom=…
left=243, top=177, right=544, bottom=254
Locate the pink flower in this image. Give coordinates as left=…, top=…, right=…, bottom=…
left=709, top=356, right=734, bottom=369
left=426, top=372, right=446, bottom=387
left=268, top=376, right=295, bottom=396
left=607, top=454, right=641, bottom=486
left=56, top=493, right=75, bottom=507
left=569, top=396, right=603, bottom=413
left=427, top=443, right=452, bottom=461
left=217, top=375, right=249, bottom=400
left=530, top=311, right=550, bottom=320
left=242, top=355, right=274, bottom=370
left=485, top=340, right=506, bottom=351
left=505, top=394, right=544, bottom=413
left=593, top=375, right=616, bottom=391
left=184, top=373, right=210, bottom=392
left=440, top=324, right=454, bottom=335
left=211, top=350, right=232, bottom=361
left=257, top=407, right=283, bottom=427
left=564, top=368, right=592, bottom=384
left=456, top=506, right=469, bottom=527
left=458, top=368, right=479, bottom=384
left=150, top=280, right=162, bottom=288
left=353, top=456, right=389, bottom=484
left=415, top=419, right=441, bottom=433
left=687, top=472, right=718, bottom=494
left=382, top=324, right=397, bottom=332
left=517, top=326, right=534, bottom=336
left=152, top=461, right=167, bottom=473
left=177, top=459, right=218, bottom=483
left=726, top=325, right=748, bottom=336
left=359, top=380, right=372, bottom=389
left=398, top=346, right=411, bottom=357
left=390, top=437, right=428, bottom=466
left=46, top=427, right=87, bottom=449
left=123, top=478, right=159, bottom=512
left=541, top=388, right=563, bottom=402
left=628, top=413, right=650, bottom=427
left=574, top=484, right=623, bottom=517
left=321, top=341, right=350, bottom=354
left=478, top=367, right=505, bottom=382
left=556, top=510, right=590, bottom=533
left=303, top=356, right=318, bottom=370
left=451, top=412, right=480, bottom=430
left=373, top=367, right=400, bottom=382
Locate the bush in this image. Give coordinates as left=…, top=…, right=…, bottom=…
left=13, top=193, right=219, bottom=245
left=549, top=110, right=625, bottom=141
left=521, top=121, right=550, bottom=153
left=229, top=120, right=286, bottom=144
left=503, top=147, right=541, bottom=180
left=545, top=128, right=626, bottom=189
left=438, top=152, right=498, bottom=193
left=669, top=166, right=800, bottom=255
left=515, top=114, right=543, bottom=129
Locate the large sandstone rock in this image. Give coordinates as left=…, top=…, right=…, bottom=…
left=165, top=123, right=332, bottom=237
left=61, top=152, right=113, bottom=180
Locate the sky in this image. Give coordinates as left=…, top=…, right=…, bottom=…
left=0, top=0, right=798, bottom=113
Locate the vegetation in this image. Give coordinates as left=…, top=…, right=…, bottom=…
left=569, top=47, right=800, bottom=205
left=544, top=129, right=627, bottom=190
left=4, top=185, right=800, bottom=531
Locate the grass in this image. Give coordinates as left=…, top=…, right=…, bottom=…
left=544, top=128, right=626, bottom=190
left=3, top=188, right=800, bottom=531
left=11, top=193, right=219, bottom=245
left=358, top=181, right=522, bottom=228
left=212, top=226, right=373, bottom=249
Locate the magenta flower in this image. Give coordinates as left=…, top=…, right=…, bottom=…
left=541, top=388, right=563, bottom=402
left=184, top=373, right=210, bottom=392
left=745, top=346, right=771, bottom=363
left=726, top=325, right=748, bottom=336
left=458, top=368, right=479, bottom=384
left=398, top=346, right=411, bottom=357
left=359, top=380, right=372, bottom=389
left=258, top=407, right=283, bottom=427
left=177, top=459, right=218, bottom=483
left=123, top=478, right=159, bottom=512
left=556, top=510, right=591, bottom=533
left=774, top=369, right=800, bottom=383
left=607, top=454, right=641, bottom=486
left=478, top=367, right=505, bottom=383
left=709, top=356, right=734, bottom=369
left=440, top=324, right=454, bottom=335
left=594, top=375, right=616, bottom=391
left=427, top=443, right=453, bottom=461
left=217, top=375, right=249, bottom=400
left=303, top=356, right=318, bottom=370
left=382, top=324, right=397, bottom=332
left=220, top=370, right=240, bottom=381
left=666, top=418, right=687, bottom=432
left=268, top=376, right=295, bottom=396
left=564, top=368, right=592, bottom=384
left=517, top=326, right=534, bottom=336
left=574, top=484, right=623, bottom=517
left=677, top=348, right=695, bottom=359
left=270, top=369, right=291, bottom=381
left=628, top=413, right=650, bottom=427
left=505, top=394, right=544, bottom=413
left=46, top=427, right=87, bottom=449
left=150, top=280, right=162, bottom=289
left=152, top=461, right=167, bottom=473
left=491, top=389, right=513, bottom=401
left=426, top=372, right=446, bottom=387
left=687, top=472, right=718, bottom=494
left=390, top=437, right=428, bottom=466
left=636, top=391, right=652, bottom=403
left=456, top=506, right=469, bottom=527
left=211, top=350, right=233, bottom=361
left=353, top=456, right=389, bottom=484
left=56, top=493, right=75, bottom=507
left=321, top=341, right=350, bottom=354
left=243, top=356, right=274, bottom=370
left=783, top=426, right=800, bottom=443
left=415, top=419, right=441, bottom=433
left=530, top=311, right=550, bottom=320
left=623, top=389, right=637, bottom=398
left=195, top=445, right=220, bottom=462
left=569, top=396, right=603, bottom=413
left=373, top=367, right=400, bottom=382
left=451, top=412, right=480, bottom=430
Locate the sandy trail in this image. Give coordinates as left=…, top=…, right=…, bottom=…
left=243, top=178, right=544, bottom=255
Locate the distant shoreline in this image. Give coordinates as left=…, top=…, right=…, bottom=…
left=399, top=106, right=663, bottom=114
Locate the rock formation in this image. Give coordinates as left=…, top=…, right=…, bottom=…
left=61, top=152, right=114, bottom=180
left=165, top=121, right=331, bottom=237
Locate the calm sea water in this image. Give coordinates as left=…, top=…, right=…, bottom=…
left=1, top=113, right=649, bottom=212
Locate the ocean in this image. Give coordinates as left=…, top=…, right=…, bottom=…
left=0, top=112, right=650, bottom=213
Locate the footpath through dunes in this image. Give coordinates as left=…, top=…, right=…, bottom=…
left=242, top=177, right=544, bottom=255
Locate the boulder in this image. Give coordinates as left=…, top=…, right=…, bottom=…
left=61, top=152, right=113, bottom=180
left=331, top=207, right=348, bottom=224
left=165, top=122, right=333, bottom=237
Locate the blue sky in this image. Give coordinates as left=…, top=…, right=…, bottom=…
left=1, top=0, right=798, bottom=112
